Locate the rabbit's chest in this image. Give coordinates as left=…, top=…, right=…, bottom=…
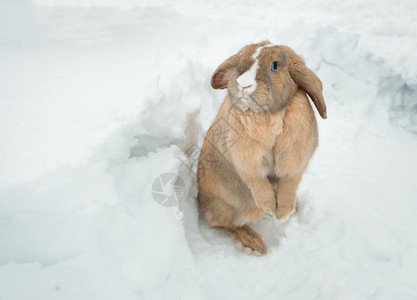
left=272, top=120, right=318, bottom=176
left=227, top=110, right=284, bottom=177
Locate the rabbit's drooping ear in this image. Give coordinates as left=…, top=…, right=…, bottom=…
left=285, top=48, right=327, bottom=119
left=210, top=53, right=240, bottom=89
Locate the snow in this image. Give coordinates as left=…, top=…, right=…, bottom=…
left=1, top=0, right=417, bottom=299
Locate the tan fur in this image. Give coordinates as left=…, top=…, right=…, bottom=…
left=197, top=42, right=326, bottom=254
left=226, top=225, right=267, bottom=255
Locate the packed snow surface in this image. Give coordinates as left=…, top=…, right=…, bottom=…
left=1, top=0, right=417, bottom=299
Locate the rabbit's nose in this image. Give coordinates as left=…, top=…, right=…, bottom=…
left=236, top=66, right=257, bottom=93
left=240, top=84, right=252, bottom=90
left=237, top=76, right=254, bottom=89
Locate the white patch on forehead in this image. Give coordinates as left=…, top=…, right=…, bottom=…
left=252, top=44, right=274, bottom=59
left=236, top=44, right=274, bottom=93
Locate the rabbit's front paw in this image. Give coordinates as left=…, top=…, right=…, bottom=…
left=255, top=192, right=277, bottom=211
left=275, top=205, right=295, bottom=222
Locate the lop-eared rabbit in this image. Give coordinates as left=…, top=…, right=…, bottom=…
left=197, top=40, right=327, bottom=255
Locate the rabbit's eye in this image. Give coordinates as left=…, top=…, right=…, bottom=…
left=270, top=62, right=278, bottom=72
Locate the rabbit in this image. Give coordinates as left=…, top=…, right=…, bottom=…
left=197, top=40, right=327, bottom=255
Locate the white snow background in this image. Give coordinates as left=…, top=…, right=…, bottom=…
left=1, top=0, right=417, bottom=299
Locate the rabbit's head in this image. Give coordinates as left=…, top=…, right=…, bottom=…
left=211, top=41, right=327, bottom=119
